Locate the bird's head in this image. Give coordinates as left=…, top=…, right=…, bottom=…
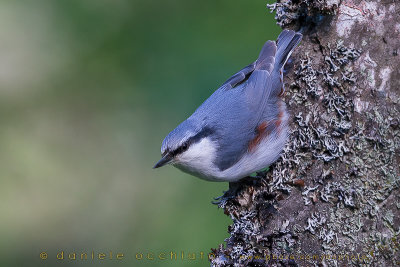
left=153, top=119, right=216, bottom=171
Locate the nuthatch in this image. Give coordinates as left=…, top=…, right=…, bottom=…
left=154, top=30, right=302, bottom=182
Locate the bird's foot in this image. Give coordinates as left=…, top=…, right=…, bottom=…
left=212, top=176, right=260, bottom=207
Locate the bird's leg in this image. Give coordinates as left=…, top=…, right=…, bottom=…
left=212, top=176, right=260, bottom=207
left=212, top=182, right=240, bottom=207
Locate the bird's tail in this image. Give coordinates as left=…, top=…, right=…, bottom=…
left=274, top=30, right=302, bottom=71
left=254, top=30, right=302, bottom=73
left=254, top=40, right=277, bottom=73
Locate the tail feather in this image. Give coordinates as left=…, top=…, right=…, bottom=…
left=275, top=30, right=302, bottom=70
left=255, top=40, right=276, bottom=73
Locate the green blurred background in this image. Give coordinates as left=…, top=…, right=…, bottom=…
left=0, top=0, right=278, bottom=266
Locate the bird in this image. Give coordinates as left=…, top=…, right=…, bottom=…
left=154, top=30, right=302, bottom=182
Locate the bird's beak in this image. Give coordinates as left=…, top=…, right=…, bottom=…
left=153, top=153, right=172, bottom=169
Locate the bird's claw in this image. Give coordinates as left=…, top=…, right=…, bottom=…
left=212, top=190, right=236, bottom=206
left=211, top=181, right=243, bottom=207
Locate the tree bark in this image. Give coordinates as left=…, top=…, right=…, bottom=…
left=210, top=1, right=400, bottom=266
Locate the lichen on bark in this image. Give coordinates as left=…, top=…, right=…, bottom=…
left=210, top=1, right=400, bottom=266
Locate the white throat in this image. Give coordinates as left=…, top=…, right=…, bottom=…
left=173, top=137, right=219, bottom=180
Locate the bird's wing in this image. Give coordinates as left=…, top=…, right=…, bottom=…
left=197, top=70, right=273, bottom=171
left=198, top=42, right=278, bottom=171
left=220, top=62, right=256, bottom=89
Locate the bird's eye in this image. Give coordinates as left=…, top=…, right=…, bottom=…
left=170, top=142, right=189, bottom=157
left=182, top=142, right=188, bottom=150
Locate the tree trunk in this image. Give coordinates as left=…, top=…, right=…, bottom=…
left=210, top=0, right=400, bottom=266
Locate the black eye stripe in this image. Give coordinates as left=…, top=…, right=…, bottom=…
left=171, top=142, right=190, bottom=156
left=169, top=127, right=215, bottom=157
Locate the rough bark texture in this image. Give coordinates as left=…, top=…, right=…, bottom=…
left=210, top=1, right=400, bottom=266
